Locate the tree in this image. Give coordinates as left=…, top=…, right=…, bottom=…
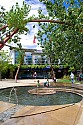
left=0, top=1, right=35, bottom=81
left=38, top=0, right=83, bottom=69
left=14, top=43, right=25, bottom=82
left=0, top=0, right=83, bottom=71
left=0, top=0, right=75, bottom=50
left=0, top=50, right=12, bottom=80
left=0, top=1, right=35, bottom=49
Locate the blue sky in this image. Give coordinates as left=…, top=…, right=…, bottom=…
left=0, top=0, right=47, bottom=50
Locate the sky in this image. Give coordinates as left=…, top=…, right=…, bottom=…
left=0, top=0, right=47, bottom=50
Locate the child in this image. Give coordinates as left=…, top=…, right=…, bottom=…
left=44, top=79, right=49, bottom=87
left=37, top=80, right=40, bottom=87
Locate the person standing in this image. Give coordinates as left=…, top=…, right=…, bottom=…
left=33, top=72, right=37, bottom=82
left=33, top=72, right=37, bottom=79
left=70, top=72, right=74, bottom=84
left=53, top=74, right=56, bottom=83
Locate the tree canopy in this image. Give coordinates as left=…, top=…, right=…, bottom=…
left=37, top=0, right=83, bottom=69
left=0, top=0, right=83, bottom=70
left=0, top=1, right=35, bottom=49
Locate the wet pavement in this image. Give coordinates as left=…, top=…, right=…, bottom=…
left=0, top=79, right=83, bottom=125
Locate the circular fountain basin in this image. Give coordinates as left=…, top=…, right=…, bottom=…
left=28, top=88, right=56, bottom=95
left=0, top=86, right=82, bottom=106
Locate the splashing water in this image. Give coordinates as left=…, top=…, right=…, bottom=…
left=9, top=87, right=18, bottom=105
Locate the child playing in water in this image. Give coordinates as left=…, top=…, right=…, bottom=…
left=37, top=80, right=40, bottom=87
left=44, top=79, right=49, bottom=87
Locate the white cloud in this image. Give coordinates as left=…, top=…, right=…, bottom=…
left=0, top=0, right=24, bottom=11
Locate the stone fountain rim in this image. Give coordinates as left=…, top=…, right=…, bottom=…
left=28, top=87, right=83, bottom=97
left=28, top=88, right=57, bottom=95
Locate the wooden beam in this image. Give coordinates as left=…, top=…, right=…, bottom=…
left=0, top=25, right=8, bottom=31
left=0, top=28, right=19, bottom=50
left=29, top=19, right=70, bottom=25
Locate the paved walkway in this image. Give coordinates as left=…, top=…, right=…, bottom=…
left=0, top=79, right=83, bottom=125
left=0, top=79, right=52, bottom=89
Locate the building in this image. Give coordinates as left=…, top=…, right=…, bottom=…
left=10, top=49, right=50, bottom=65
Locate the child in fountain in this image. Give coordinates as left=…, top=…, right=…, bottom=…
left=37, top=80, right=40, bottom=87
left=44, top=79, right=50, bottom=87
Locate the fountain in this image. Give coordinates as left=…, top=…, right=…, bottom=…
left=0, top=86, right=82, bottom=106
left=9, top=87, right=18, bottom=105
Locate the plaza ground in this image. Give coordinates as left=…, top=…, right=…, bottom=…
left=0, top=79, right=83, bottom=125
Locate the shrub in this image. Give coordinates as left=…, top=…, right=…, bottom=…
left=63, top=75, right=70, bottom=80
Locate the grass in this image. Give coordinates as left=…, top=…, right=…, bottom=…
left=57, top=79, right=72, bottom=83
left=57, top=78, right=83, bottom=84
